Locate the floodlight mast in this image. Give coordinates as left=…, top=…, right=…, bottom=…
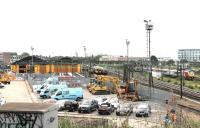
left=144, top=20, right=154, bottom=98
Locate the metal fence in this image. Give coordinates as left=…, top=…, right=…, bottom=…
left=20, top=73, right=90, bottom=92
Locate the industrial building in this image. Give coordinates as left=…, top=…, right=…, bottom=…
left=11, top=56, right=81, bottom=73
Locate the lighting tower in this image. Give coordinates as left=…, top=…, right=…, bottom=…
left=144, top=20, right=154, bottom=98
left=31, top=46, right=34, bottom=71
left=83, top=46, right=86, bottom=57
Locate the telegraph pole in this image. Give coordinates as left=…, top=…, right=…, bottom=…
left=144, top=20, right=154, bottom=98
left=126, top=39, right=130, bottom=64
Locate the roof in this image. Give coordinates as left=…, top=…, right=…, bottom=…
left=11, top=56, right=81, bottom=65
left=12, top=56, right=46, bottom=65
left=0, top=103, right=58, bottom=114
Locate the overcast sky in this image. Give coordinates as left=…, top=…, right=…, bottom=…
left=0, top=0, right=200, bottom=59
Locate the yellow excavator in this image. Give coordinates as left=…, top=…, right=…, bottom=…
left=89, top=75, right=120, bottom=95
left=0, top=72, right=15, bottom=84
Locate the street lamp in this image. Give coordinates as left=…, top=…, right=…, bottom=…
left=126, top=39, right=130, bottom=64
left=83, top=46, right=86, bottom=58
left=144, top=20, right=154, bottom=98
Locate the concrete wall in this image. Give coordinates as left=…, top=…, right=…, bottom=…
left=43, top=109, right=58, bottom=128
left=0, top=107, right=58, bottom=128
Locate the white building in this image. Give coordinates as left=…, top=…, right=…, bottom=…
left=178, top=49, right=200, bottom=62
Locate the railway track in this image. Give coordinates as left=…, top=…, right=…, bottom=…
left=108, top=70, right=200, bottom=101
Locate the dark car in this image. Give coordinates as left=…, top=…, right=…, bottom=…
left=78, top=99, right=98, bottom=113
left=98, top=102, right=115, bottom=115
left=116, top=103, right=133, bottom=116
left=64, top=100, right=79, bottom=112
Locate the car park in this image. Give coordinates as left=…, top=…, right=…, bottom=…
left=116, top=103, right=133, bottom=116
left=78, top=99, right=98, bottom=113
left=98, top=102, right=115, bottom=115
left=135, top=103, right=151, bottom=117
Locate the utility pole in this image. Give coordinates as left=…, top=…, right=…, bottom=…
left=144, top=20, right=154, bottom=98
left=126, top=39, right=130, bottom=64
left=180, top=65, right=183, bottom=99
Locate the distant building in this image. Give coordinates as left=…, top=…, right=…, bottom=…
left=10, top=55, right=27, bottom=64
left=99, top=55, right=148, bottom=61
left=0, top=52, right=16, bottom=65
left=157, top=57, right=171, bottom=62
left=178, top=49, right=200, bottom=62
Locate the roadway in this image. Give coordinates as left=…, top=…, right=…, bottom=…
left=0, top=80, right=38, bottom=103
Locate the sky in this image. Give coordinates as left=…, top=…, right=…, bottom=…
left=0, top=0, right=200, bottom=59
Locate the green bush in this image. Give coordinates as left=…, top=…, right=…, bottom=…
left=167, top=79, right=171, bottom=83
left=174, top=81, right=178, bottom=85
left=188, top=85, right=194, bottom=89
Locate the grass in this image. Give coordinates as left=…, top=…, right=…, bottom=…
left=160, top=76, right=200, bottom=91
left=59, top=114, right=200, bottom=128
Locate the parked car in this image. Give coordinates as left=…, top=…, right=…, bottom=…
left=56, top=100, right=68, bottom=111
left=98, top=102, right=115, bottom=115
left=78, top=100, right=98, bottom=113
left=0, top=83, right=5, bottom=88
left=116, top=103, right=133, bottom=116
left=0, top=94, right=6, bottom=105
left=102, top=98, right=119, bottom=109
left=51, top=87, right=83, bottom=101
left=135, top=103, right=151, bottom=117
left=64, top=100, right=79, bottom=112
left=94, top=96, right=107, bottom=106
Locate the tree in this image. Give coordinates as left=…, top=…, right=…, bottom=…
left=166, top=59, right=175, bottom=66
left=180, top=59, right=188, bottom=64
left=21, top=52, right=30, bottom=57
left=151, top=55, right=159, bottom=66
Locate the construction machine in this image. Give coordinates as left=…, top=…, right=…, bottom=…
left=116, top=64, right=139, bottom=101
left=90, top=75, right=120, bottom=95
left=0, top=71, right=16, bottom=84
left=87, top=77, right=96, bottom=92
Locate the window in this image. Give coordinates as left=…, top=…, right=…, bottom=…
left=63, top=91, right=69, bottom=95
left=56, top=91, right=62, bottom=96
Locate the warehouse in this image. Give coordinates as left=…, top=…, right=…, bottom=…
left=11, top=56, right=81, bottom=73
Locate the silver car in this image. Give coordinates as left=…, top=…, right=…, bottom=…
left=135, top=103, right=151, bottom=117
left=116, top=103, right=133, bottom=116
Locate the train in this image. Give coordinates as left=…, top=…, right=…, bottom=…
left=152, top=68, right=195, bottom=80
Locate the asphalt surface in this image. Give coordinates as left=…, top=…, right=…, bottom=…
left=0, top=81, right=35, bottom=103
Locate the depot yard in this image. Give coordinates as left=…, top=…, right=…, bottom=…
left=0, top=79, right=166, bottom=127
